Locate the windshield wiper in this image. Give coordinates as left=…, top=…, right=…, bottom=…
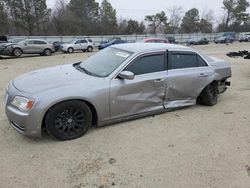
left=74, top=64, right=98, bottom=77
left=81, top=67, right=93, bottom=75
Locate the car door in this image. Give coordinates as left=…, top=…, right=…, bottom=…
left=80, top=39, right=88, bottom=50
left=110, top=52, right=167, bottom=119
left=22, top=40, right=35, bottom=53
left=74, top=40, right=81, bottom=50
left=165, top=51, right=214, bottom=108
left=33, top=40, right=47, bottom=53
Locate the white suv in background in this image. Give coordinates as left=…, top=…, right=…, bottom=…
left=239, top=33, right=250, bottom=42
left=61, top=39, right=94, bottom=53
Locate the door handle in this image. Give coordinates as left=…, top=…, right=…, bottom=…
left=198, top=73, right=208, bottom=77
left=154, top=79, right=165, bottom=83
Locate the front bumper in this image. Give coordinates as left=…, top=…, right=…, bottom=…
left=0, top=47, right=13, bottom=55
left=4, top=83, right=42, bottom=138
left=61, top=46, right=68, bottom=52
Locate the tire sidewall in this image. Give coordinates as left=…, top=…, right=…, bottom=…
left=198, top=83, right=218, bottom=106
left=68, top=47, right=74, bottom=53
left=87, top=46, right=93, bottom=52
left=45, top=101, right=92, bottom=140
left=13, top=48, right=22, bottom=57
left=44, top=49, right=52, bottom=56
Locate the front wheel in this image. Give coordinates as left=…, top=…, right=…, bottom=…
left=45, top=100, right=92, bottom=140
left=13, top=48, right=22, bottom=57
left=67, top=47, right=74, bottom=53
left=198, top=82, right=218, bottom=106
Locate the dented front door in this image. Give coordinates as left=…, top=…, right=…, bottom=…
left=109, top=52, right=167, bottom=119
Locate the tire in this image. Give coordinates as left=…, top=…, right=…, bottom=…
left=45, top=100, right=92, bottom=140
left=44, top=49, right=52, bottom=56
left=198, top=82, right=218, bottom=106
left=67, top=47, right=74, bottom=53
left=82, top=50, right=86, bottom=52
left=13, top=48, right=22, bottom=57
left=87, top=46, right=93, bottom=52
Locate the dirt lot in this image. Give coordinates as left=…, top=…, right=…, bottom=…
left=0, top=43, right=250, bottom=188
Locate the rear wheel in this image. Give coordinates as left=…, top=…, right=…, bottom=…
left=13, top=48, right=22, bottom=57
left=67, top=47, right=74, bottom=53
left=45, top=100, right=92, bottom=140
left=87, top=46, right=93, bottom=52
left=198, top=82, right=218, bottom=106
left=44, top=49, right=52, bottom=56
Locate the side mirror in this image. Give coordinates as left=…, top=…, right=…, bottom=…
left=118, top=71, right=134, bottom=80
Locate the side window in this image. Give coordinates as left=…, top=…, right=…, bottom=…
left=81, top=40, right=87, bottom=43
left=34, top=40, right=47, bottom=44
left=27, top=40, right=34, bottom=44
left=197, top=55, right=208, bottom=67
left=75, top=40, right=81, bottom=44
left=170, top=53, right=197, bottom=69
left=126, top=54, right=165, bottom=75
left=169, top=52, right=208, bottom=69
left=87, top=39, right=93, bottom=43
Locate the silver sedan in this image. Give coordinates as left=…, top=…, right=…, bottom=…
left=5, top=43, right=231, bottom=140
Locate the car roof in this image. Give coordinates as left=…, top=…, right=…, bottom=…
left=112, top=43, right=191, bottom=53
left=25, top=39, right=47, bottom=42
left=144, top=38, right=168, bottom=41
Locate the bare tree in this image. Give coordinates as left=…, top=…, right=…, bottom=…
left=145, top=11, right=168, bottom=34
left=166, top=6, right=184, bottom=33
left=51, top=0, right=77, bottom=35
left=201, top=9, right=215, bottom=24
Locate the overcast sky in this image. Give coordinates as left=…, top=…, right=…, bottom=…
left=46, top=0, right=227, bottom=21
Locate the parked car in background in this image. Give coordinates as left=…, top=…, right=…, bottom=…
left=143, top=38, right=169, bottom=43
left=98, top=38, right=126, bottom=50
left=0, top=39, right=55, bottom=57
left=61, top=39, right=94, bottom=53
left=5, top=43, right=231, bottom=140
left=51, top=41, right=64, bottom=52
left=165, top=36, right=175, bottom=43
left=100, top=37, right=121, bottom=45
left=186, top=38, right=209, bottom=45
left=9, top=38, right=25, bottom=44
left=0, top=36, right=8, bottom=43
left=239, top=33, right=250, bottom=42
left=214, top=36, right=234, bottom=44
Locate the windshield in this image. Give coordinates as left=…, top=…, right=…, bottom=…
left=18, top=40, right=27, bottom=44
left=79, top=47, right=133, bottom=77
left=69, top=40, right=77, bottom=44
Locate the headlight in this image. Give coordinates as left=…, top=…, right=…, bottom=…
left=11, top=96, right=34, bottom=111
left=5, top=45, right=13, bottom=49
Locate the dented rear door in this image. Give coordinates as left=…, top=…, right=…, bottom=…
left=110, top=52, right=167, bottom=119
left=165, top=51, right=214, bottom=108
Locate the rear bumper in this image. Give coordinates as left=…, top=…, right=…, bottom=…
left=218, top=81, right=231, bottom=94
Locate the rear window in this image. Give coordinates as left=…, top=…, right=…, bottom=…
left=169, top=52, right=208, bottom=70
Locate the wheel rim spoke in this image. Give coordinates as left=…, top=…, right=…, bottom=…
left=54, top=107, right=87, bottom=136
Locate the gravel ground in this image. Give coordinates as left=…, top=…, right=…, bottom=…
left=0, top=43, right=250, bottom=188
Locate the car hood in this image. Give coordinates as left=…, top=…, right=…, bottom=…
left=0, top=42, right=12, bottom=47
left=12, top=64, right=98, bottom=94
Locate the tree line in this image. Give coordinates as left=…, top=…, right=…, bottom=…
left=0, top=0, right=249, bottom=36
